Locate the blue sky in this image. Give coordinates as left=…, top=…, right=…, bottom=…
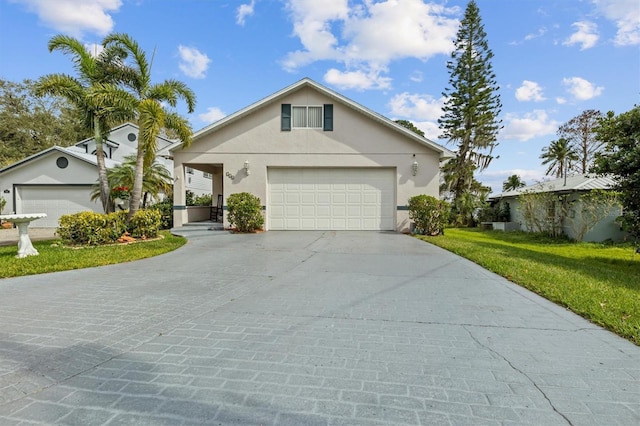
left=1, top=0, right=638, bottom=193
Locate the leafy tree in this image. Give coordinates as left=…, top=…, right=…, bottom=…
left=540, top=138, right=578, bottom=178
left=566, top=189, right=620, bottom=241
left=438, top=0, right=502, bottom=226
left=502, top=174, right=525, bottom=192
left=0, top=79, right=90, bottom=166
left=395, top=119, right=425, bottom=137
left=557, top=109, right=603, bottom=174
left=592, top=106, right=640, bottom=239
left=101, top=33, right=196, bottom=221
left=90, top=155, right=172, bottom=208
left=35, top=35, right=136, bottom=213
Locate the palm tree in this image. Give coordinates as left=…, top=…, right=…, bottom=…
left=34, top=35, right=136, bottom=213
left=502, top=174, right=526, bottom=192
left=91, top=155, right=172, bottom=208
left=540, top=138, right=579, bottom=178
left=102, top=33, right=196, bottom=220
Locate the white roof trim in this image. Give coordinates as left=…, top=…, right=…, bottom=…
left=0, top=146, right=120, bottom=174
left=175, top=78, right=455, bottom=159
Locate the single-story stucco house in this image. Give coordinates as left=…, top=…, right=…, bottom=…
left=489, top=174, right=627, bottom=242
left=171, top=78, right=455, bottom=231
left=0, top=123, right=210, bottom=227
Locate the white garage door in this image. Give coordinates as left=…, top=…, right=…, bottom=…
left=18, top=186, right=100, bottom=228
left=268, top=168, right=395, bottom=230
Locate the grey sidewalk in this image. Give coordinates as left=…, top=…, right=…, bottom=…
left=0, top=231, right=638, bottom=425
left=0, top=227, right=58, bottom=246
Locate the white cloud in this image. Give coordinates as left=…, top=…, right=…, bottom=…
left=198, top=107, right=226, bottom=124
left=501, top=110, right=560, bottom=141
left=13, top=0, right=121, bottom=37
left=177, top=46, right=211, bottom=79
left=592, top=0, right=640, bottom=45
left=388, top=92, right=444, bottom=121
left=324, top=68, right=391, bottom=90
left=556, top=97, right=567, bottom=104
left=562, top=76, right=604, bottom=100
left=236, top=0, right=255, bottom=26
left=563, top=21, right=599, bottom=50
left=84, top=43, right=104, bottom=58
left=409, top=71, right=423, bottom=83
left=282, top=0, right=459, bottom=89
left=525, top=27, right=547, bottom=41
left=515, top=80, right=545, bottom=102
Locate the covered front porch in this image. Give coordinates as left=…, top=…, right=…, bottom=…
left=173, top=162, right=225, bottom=227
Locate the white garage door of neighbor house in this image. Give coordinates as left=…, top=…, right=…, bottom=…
left=19, top=186, right=100, bottom=228
left=268, top=168, right=395, bottom=230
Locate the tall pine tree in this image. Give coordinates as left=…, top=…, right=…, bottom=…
left=438, top=0, right=502, bottom=225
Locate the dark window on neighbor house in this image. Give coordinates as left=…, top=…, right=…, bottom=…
left=203, top=172, right=212, bottom=179
left=282, top=104, right=333, bottom=131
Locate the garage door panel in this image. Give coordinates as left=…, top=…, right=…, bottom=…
left=268, top=168, right=395, bottom=231
left=19, top=186, right=98, bottom=228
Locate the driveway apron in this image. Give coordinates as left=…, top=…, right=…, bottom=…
left=0, top=231, right=638, bottom=425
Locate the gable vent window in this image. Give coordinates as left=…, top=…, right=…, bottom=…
left=282, top=104, right=333, bottom=131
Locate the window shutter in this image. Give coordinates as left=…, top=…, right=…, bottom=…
left=281, top=104, right=291, bottom=131
left=323, top=104, right=333, bottom=131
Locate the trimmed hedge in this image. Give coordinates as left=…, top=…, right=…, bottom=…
left=408, top=194, right=449, bottom=236
left=58, top=209, right=161, bottom=245
left=227, top=192, right=264, bottom=232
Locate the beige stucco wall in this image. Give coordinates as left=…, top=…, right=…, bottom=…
left=173, top=86, right=443, bottom=231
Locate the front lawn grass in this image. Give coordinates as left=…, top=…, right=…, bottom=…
left=0, top=231, right=186, bottom=278
left=416, top=228, right=640, bottom=345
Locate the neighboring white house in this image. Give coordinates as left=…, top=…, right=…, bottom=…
left=489, top=174, right=627, bottom=242
left=0, top=123, right=210, bottom=227
left=171, top=78, right=455, bottom=231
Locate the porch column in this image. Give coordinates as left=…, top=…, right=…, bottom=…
left=173, top=162, right=188, bottom=227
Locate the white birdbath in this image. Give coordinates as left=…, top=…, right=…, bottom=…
left=0, top=213, right=47, bottom=258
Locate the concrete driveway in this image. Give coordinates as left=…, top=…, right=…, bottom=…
left=0, top=230, right=638, bottom=425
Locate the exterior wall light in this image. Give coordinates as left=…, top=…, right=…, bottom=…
left=412, top=157, right=419, bottom=176
left=244, top=160, right=250, bottom=176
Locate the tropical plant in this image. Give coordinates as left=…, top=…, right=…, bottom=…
left=407, top=195, right=449, bottom=235
left=101, top=33, right=196, bottom=221
left=592, top=106, right=640, bottom=240
left=557, top=109, right=604, bottom=174
left=0, top=196, right=5, bottom=214
left=438, top=0, right=502, bottom=226
left=34, top=35, right=136, bottom=213
left=227, top=192, right=264, bottom=232
left=540, top=138, right=578, bottom=178
left=502, top=174, right=526, bottom=192
left=90, top=154, right=172, bottom=208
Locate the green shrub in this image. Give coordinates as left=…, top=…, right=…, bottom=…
left=58, top=211, right=127, bottom=245
left=149, top=198, right=173, bottom=229
left=129, top=209, right=161, bottom=238
left=227, top=192, right=264, bottom=232
left=408, top=195, right=449, bottom=236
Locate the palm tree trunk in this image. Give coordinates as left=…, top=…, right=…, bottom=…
left=94, top=119, right=113, bottom=213
left=127, top=146, right=145, bottom=221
